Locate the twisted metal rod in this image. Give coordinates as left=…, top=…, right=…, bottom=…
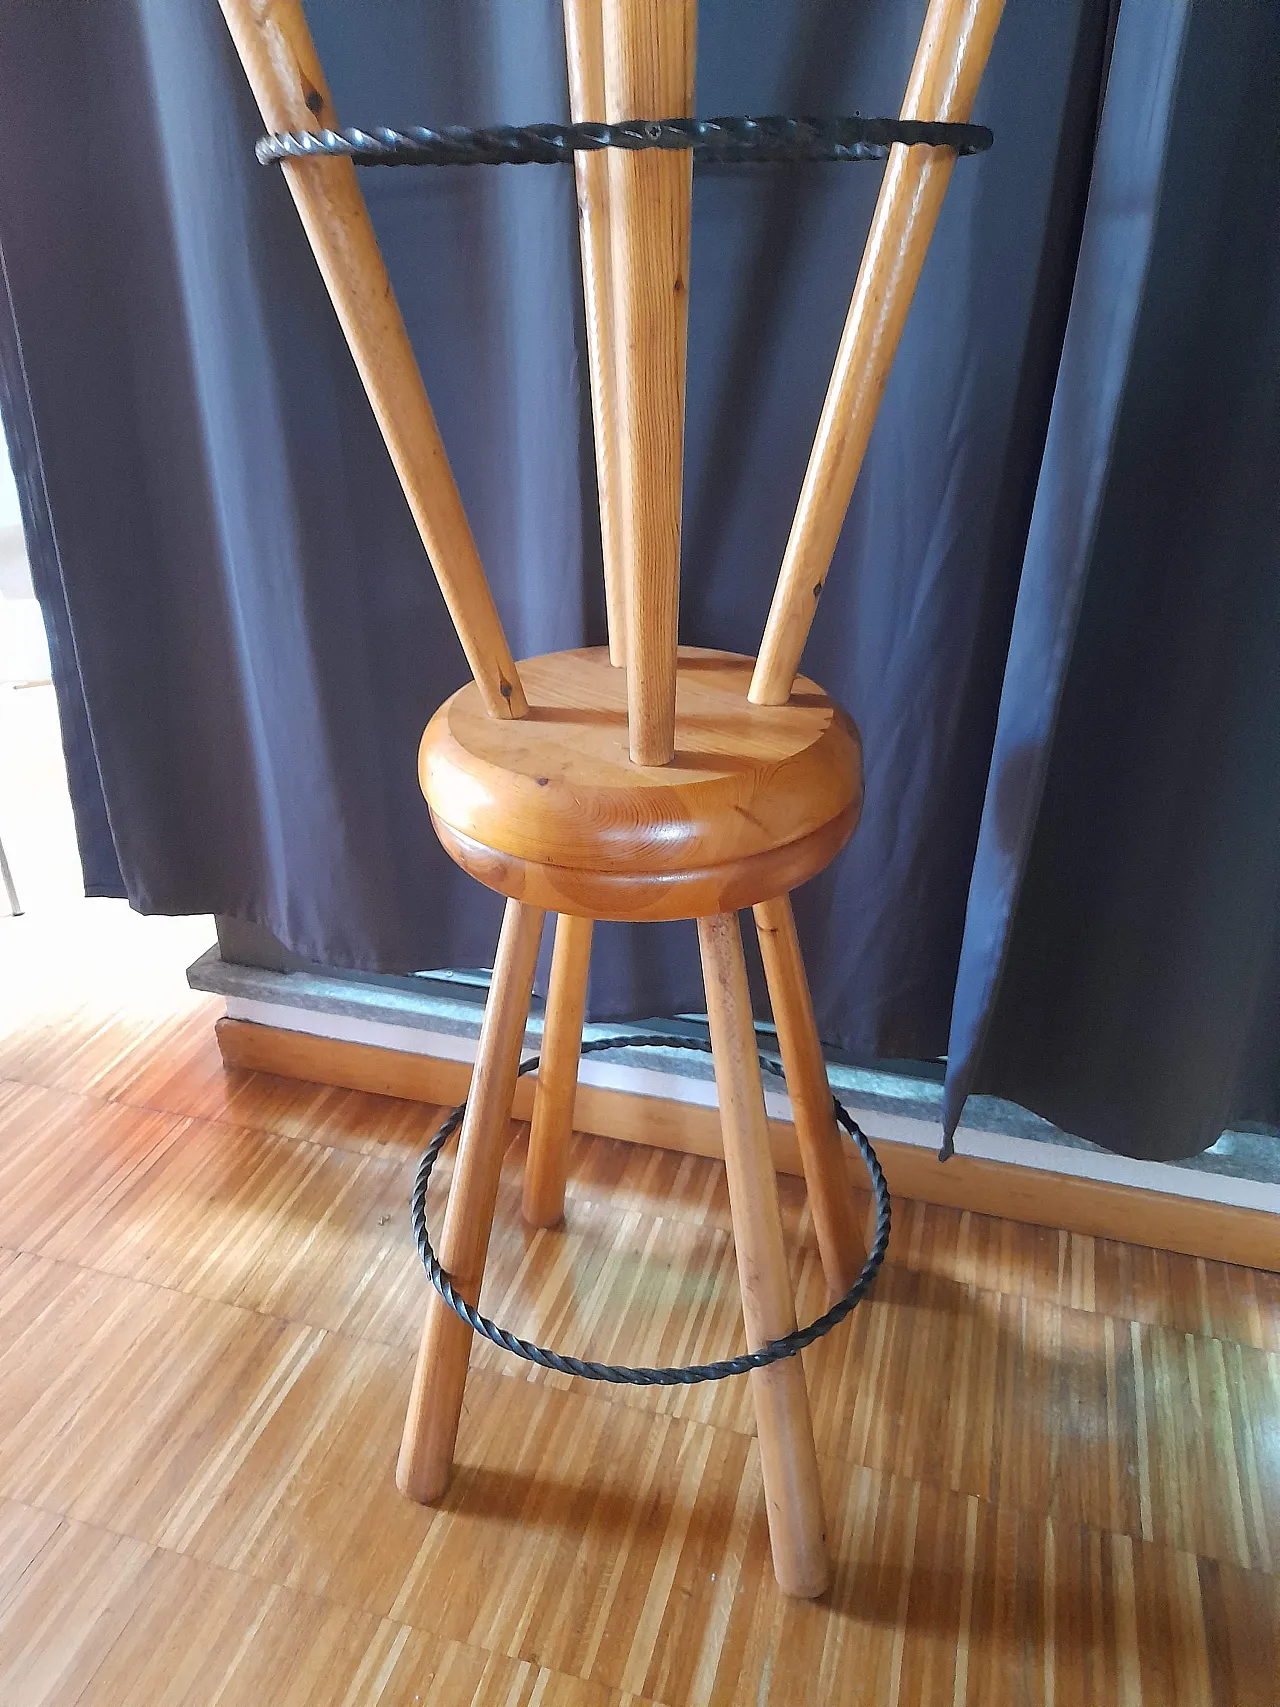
left=258, top=114, right=993, bottom=169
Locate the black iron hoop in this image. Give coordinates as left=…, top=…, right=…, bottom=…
left=258, top=114, right=993, bottom=169
left=411, top=1032, right=891, bottom=1387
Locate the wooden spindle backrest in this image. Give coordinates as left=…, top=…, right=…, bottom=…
left=603, top=0, right=696, bottom=766
left=220, top=0, right=1002, bottom=756
left=563, top=0, right=627, bottom=668
left=217, top=0, right=528, bottom=720
left=750, top=0, right=1004, bottom=705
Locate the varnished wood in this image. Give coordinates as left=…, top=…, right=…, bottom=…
left=750, top=0, right=1005, bottom=705
left=2, top=923, right=1280, bottom=1697
left=432, top=800, right=859, bottom=923
left=422, top=647, right=862, bottom=896
left=755, top=895, right=867, bottom=1298
left=697, top=913, right=830, bottom=1598
left=397, top=899, right=545, bottom=1503
left=524, top=913, right=593, bottom=1228
left=215, top=0, right=527, bottom=721
left=564, top=0, right=627, bottom=667
left=216, top=1015, right=1280, bottom=1274
left=604, top=0, right=696, bottom=764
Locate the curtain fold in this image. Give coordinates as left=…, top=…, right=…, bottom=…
left=944, top=0, right=1280, bottom=1159
left=0, top=0, right=1274, bottom=1162
left=941, top=0, right=1191, bottom=1152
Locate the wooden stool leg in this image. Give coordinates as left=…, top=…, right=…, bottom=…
left=397, top=898, right=546, bottom=1503
left=523, top=913, right=593, bottom=1228
left=697, top=913, right=830, bottom=1599
left=754, top=895, right=867, bottom=1299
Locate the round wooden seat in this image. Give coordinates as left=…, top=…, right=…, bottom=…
left=421, top=646, right=863, bottom=921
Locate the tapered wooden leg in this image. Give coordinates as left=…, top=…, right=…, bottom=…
left=563, top=0, right=627, bottom=666
left=697, top=913, right=830, bottom=1599
left=605, top=0, right=696, bottom=765
left=397, top=898, right=546, bottom=1503
left=754, top=895, right=867, bottom=1299
left=523, top=913, right=593, bottom=1228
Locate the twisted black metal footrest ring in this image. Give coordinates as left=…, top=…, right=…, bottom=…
left=411, top=1033, right=890, bottom=1386
left=258, top=114, right=993, bottom=169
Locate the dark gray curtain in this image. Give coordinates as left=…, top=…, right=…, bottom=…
left=944, top=0, right=1280, bottom=1159
left=1, top=0, right=1274, bottom=1162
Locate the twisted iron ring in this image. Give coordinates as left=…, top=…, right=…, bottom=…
left=411, top=1032, right=890, bottom=1386
left=259, top=114, right=993, bottom=169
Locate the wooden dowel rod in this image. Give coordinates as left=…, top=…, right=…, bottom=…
left=523, top=912, right=593, bottom=1228
left=217, top=0, right=528, bottom=721
left=698, top=912, right=830, bottom=1599
left=749, top=0, right=1004, bottom=706
left=754, top=895, right=866, bottom=1299
left=398, top=898, right=546, bottom=1502
left=564, top=0, right=627, bottom=667
left=604, top=0, right=696, bottom=765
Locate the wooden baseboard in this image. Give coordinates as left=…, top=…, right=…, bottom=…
left=215, top=1017, right=1279, bottom=1273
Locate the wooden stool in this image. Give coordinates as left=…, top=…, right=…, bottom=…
left=220, top=0, right=1002, bottom=1598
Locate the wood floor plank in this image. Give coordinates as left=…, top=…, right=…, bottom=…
left=0, top=1513, right=154, bottom=1707
left=9, top=1275, right=1259, bottom=1707
left=0, top=1000, right=214, bottom=1105
left=896, top=1197, right=1280, bottom=1354
left=36, top=1113, right=429, bottom=1347
left=0, top=1257, right=324, bottom=1540
left=0, top=1513, right=657, bottom=1707
left=0, top=1498, right=62, bottom=1615
left=0, top=1082, right=191, bottom=1253
left=3, top=1105, right=1278, bottom=1578
left=101, top=1014, right=458, bottom=1161
left=0, top=1259, right=1272, bottom=1705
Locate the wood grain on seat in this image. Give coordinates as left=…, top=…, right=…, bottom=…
left=421, top=647, right=862, bottom=919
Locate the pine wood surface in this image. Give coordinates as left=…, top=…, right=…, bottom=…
left=422, top=650, right=861, bottom=875
left=751, top=0, right=1006, bottom=706
left=525, top=913, right=595, bottom=1229
left=421, top=648, right=862, bottom=920
left=215, top=0, right=527, bottom=722
left=431, top=805, right=859, bottom=924
left=753, top=895, right=868, bottom=1299
left=564, top=0, right=628, bottom=668
left=603, top=0, right=697, bottom=765
left=398, top=900, right=546, bottom=1503
left=2, top=940, right=1279, bottom=1700
left=697, top=913, right=829, bottom=1598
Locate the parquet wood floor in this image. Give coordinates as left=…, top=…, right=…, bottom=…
left=0, top=902, right=1277, bottom=1703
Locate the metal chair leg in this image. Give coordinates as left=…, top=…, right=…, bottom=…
left=0, top=830, right=20, bottom=917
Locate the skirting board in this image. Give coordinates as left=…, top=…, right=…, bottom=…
left=215, top=1016, right=1279, bottom=1273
